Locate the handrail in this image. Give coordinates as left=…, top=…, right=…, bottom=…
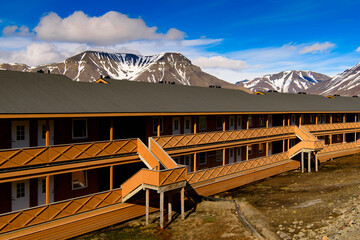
left=0, top=139, right=138, bottom=170
left=149, top=138, right=177, bottom=169
left=137, top=139, right=160, bottom=170
left=303, top=122, right=360, bottom=133
left=288, top=140, right=325, bottom=158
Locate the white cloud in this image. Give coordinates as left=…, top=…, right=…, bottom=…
left=356, top=46, right=360, bottom=53
left=2, top=25, right=33, bottom=37
left=192, top=56, right=248, bottom=70
left=33, top=11, right=185, bottom=45
left=300, top=42, right=335, bottom=54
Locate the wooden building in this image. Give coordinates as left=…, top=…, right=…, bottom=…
left=0, top=70, right=360, bottom=239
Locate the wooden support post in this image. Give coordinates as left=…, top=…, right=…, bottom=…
left=266, top=142, right=269, bottom=156
left=109, top=165, right=113, bottom=190
left=330, top=114, right=332, bottom=124
left=223, top=116, right=226, bottom=131
left=193, top=153, right=197, bottom=172
left=222, top=148, right=226, bottom=166
left=343, top=114, right=346, bottom=123
left=283, top=115, right=285, bottom=126
left=301, top=152, right=304, bottom=173
left=246, top=117, right=249, bottom=129
left=266, top=117, right=269, bottom=128
left=160, top=191, right=164, bottom=228
left=315, top=153, right=318, bottom=172
left=299, top=115, right=302, bottom=126
left=355, top=132, right=357, bottom=141
left=330, top=134, right=332, bottom=144
left=282, top=140, right=285, bottom=152
left=110, top=118, right=114, bottom=141
left=287, top=139, right=290, bottom=151
left=181, top=188, right=185, bottom=220
left=194, top=117, right=197, bottom=134
left=157, top=122, right=161, bottom=137
left=315, top=115, right=318, bottom=125
left=46, top=175, right=50, bottom=205
left=246, top=145, right=249, bottom=160
left=355, top=115, right=357, bottom=123
left=145, top=189, right=149, bottom=225
left=287, top=116, right=290, bottom=126
left=168, top=192, right=172, bottom=221
left=45, top=119, right=50, bottom=147
left=343, top=133, right=346, bottom=143
left=308, top=152, right=311, bottom=173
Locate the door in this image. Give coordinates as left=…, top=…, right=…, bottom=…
left=229, top=116, right=235, bottom=131
left=11, top=180, right=29, bottom=211
left=184, top=117, right=192, bottom=134
left=172, top=117, right=180, bottom=135
left=11, top=120, right=30, bottom=148
left=38, top=177, right=54, bottom=206
left=229, top=148, right=235, bottom=163
left=184, top=155, right=192, bottom=172
left=236, top=147, right=242, bottom=162
left=237, top=116, right=242, bottom=130
left=38, top=120, right=54, bottom=146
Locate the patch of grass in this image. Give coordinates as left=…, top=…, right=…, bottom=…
left=203, top=217, right=215, bottom=223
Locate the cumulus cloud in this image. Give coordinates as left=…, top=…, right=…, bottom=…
left=2, top=25, right=33, bottom=37
left=192, top=56, right=248, bottom=70
left=33, top=11, right=185, bottom=45
left=300, top=42, right=335, bottom=54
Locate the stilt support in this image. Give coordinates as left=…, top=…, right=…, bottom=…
left=315, top=153, right=318, bottom=172
left=160, top=191, right=164, bottom=228
left=181, top=187, right=185, bottom=220
left=146, top=189, right=149, bottom=225
left=308, top=152, right=311, bottom=173
left=301, top=152, right=304, bottom=173
left=168, top=192, right=172, bottom=221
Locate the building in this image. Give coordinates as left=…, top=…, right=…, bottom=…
left=0, top=70, right=359, bottom=239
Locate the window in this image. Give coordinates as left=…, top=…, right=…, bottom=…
left=72, top=171, right=88, bottom=189
left=41, top=178, right=46, bottom=194
left=230, top=116, right=234, bottom=128
left=248, top=146, right=253, bottom=155
left=237, top=147, right=241, bottom=156
left=248, top=115, right=253, bottom=128
left=153, top=117, right=163, bottom=134
left=259, top=115, right=265, bottom=127
left=199, top=153, right=206, bottom=165
left=72, top=119, right=88, bottom=139
left=199, top=116, right=207, bottom=130
left=322, top=114, right=326, bottom=123
left=16, top=125, right=25, bottom=140
left=16, top=182, right=25, bottom=198
left=259, top=143, right=264, bottom=153
left=216, top=116, right=223, bottom=129
left=184, top=155, right=190, bottom=166
left=216, top=150, right=222, bottom=162
left=229, top=149, right=234, bottom=158
left=174, top=119, right=179, bottom=130
left=237, top=116, right=242, bottom=129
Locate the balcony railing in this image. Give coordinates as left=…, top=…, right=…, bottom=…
left=0, top=189, right=122, bottom=235
left=153, top=126, right=295, bottom=150
left=303, top=122, right=360, bottom=133
left=319, top=141, right=360, bottom=154
left=0, top=139, right=138, bottom=170
left=187, top=152, right=289, bottom=185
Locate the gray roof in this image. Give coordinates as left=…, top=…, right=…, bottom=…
left=1, top=70, right=360, bottom=115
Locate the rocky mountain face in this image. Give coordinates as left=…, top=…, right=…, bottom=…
left=0, top=51, right=247, bottom=91
left=307, top=63, right=360, bottom=96
left=236, top=70, right=331, bottom=93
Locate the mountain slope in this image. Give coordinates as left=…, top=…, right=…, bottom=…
left=0, top=51, right=247, bottom=91
left=236, top=70, right=330, bottom=93
left=307, top=63, right=360, bottom=96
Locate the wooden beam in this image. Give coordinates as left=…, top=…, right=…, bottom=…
left=343, top=133, right=346, bottom=143
left=330, top=134, right=332, bottom=144
left=282, top=140, right=285, bottom=152
left=287, top=139, right=290, bottom=151
left=266, top=117, right=269, bottom=128
left=110, top=118, right=114, bottom=141
left=160, top=191, right=164, bottom=228
left=299, top=115, right=302, bottom=126
left=246, top=117, right=249, bottom=129
left=46, top=175, right=50, bottom=205
left=146, top=189, right=149, bottom=225
left=181, top=187, right=185, bottom=220
left=330, top=114, right=333, bottom=124
left=266, top=142, right=268, bottom=156
left=193, top=153, right=197, bottom=172
left=287, top=116, right=290, bottom=126
left=222, top=148, right=226, bottom=166
left=193, top=117, right=197, bottom=134
left=157, top=122, right=161, bottom=137
left=308, top=152, right=311, bottom=173
left=315, top=115, right=318, bottom=125
left=343, top=114, right=346, bottom=123
left=168, top=192, right=172, bottom=221
left=109, top=165, right=113, bottom=190
left=355, top=115, right=357, bottom=123
left=246, top=145, right=249, bottom=160
left=282, top=115, right=285, bottom=126
left=223, top=116, right=226, bottom=131
left=45, top=119, right=50, bottom=147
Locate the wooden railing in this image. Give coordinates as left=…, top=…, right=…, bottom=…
left=303, top=122, right=360, bottom=133
left=137, top=139, right=160, bottom=170
left=149, top=138, right=177, bottom=169
left=187, top=152, right=289, bottom=184
left=319, top=141, right=360, bottom=154
left=288, top=140, right=325, bottom=158
left=121, top=167, right=187, bottom=198
left=153, top=126, right=295, bottom=149
left=296, top=125, right=318, bottom=141
left=0, top=189, right=122, bottom=235
left=0, top=139, right=138, bottom=170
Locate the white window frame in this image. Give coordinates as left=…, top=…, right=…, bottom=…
left=72, top=118, right=88, bottom=140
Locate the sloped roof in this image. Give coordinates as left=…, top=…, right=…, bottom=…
left=0, top=70, right=359, bottom=115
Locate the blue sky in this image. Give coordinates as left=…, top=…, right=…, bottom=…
left=1, top=0, right=360, bottom=83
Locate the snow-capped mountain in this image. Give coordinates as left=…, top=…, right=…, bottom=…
left=307, top=63, right=360, bottom=96
left=0, top=51, right=247, bottom=90
left=236, top=70, right=331, bottom=93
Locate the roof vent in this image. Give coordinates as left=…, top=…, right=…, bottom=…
left=254, top=91, right=264, bottom=95
left=37, top=69, right=44, bottom=73
left=352, top=95, right=358, bottom=98
left=326, top=95, right=335, bottom=99
left=297, top=92, right=306, bottom=94
left=95, top=79, right=109, bottom=84
left=334, top=94, right=340, bottom=97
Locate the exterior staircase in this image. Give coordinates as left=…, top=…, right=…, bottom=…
left=289, top=126, right=324, bottom=158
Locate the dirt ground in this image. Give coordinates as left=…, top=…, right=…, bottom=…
left=75, top=154, right=360, bottom=240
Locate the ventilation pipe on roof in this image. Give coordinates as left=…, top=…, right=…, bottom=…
left=352, top=95, right=358, bottom=98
